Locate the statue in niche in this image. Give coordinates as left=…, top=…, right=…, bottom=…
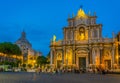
left=79, top=27, right=85, bottom=40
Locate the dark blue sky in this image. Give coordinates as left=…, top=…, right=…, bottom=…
left=0, top=0, right=120, bottom=56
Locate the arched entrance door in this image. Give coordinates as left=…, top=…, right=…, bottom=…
left=56, top=52, right=62, bottom=69
left=76, top=49, right=89, bottom=70
left=79, top=57, right=86, bottom=69
left=104, top=60, right=111, bottom=69
left=103, top=51, right=112, bottom=70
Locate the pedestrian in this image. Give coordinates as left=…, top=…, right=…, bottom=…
left=102, top=69, right=106, bottom=75
left=39, top=68, right=41, bottom=74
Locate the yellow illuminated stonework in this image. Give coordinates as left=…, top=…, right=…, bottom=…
left=27, top=54, right=37, bottom=68
left=76, top=8, right=88, bottom=19
left=50, top=7, right=120, bottom=71
left=66, top=49, right=72, bottom=65
left=77, top=33, right=85, bottom=40
left=80, top=33, right=84, bottom=40
left=57, top=53, right=62, bottom=60
left=15, top=31, right=41, bottom=68
left=95, top=56, right=100, bottom=66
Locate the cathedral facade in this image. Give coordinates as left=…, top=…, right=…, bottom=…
left=50, top=8, right=120, bottom=70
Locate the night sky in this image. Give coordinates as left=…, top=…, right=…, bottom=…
left=0, top=0, right=120, bottom=56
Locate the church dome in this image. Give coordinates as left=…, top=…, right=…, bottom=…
left=15, top=31, right=32, bottom=48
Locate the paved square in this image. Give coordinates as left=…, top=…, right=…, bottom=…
left=0, top=72, right=120, bottom=83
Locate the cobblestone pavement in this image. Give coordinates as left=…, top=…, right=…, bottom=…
left=0, top=72, right=120, bottom=83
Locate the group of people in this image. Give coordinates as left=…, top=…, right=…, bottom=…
left=35, top=66, right=109, bottom=75
left=36, top=68, right=42, bottom=74
left=89, top=67, right=108, bottom=75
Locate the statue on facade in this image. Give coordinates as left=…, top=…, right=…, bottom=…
left=53, top=35, right=56, bottom=42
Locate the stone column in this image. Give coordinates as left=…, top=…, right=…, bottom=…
left=92, top=29, right=94, bottom=39
left=71, top=31, right=73, bottom=40
left=90, top=29, right=92, bottom=39
left=72, top=46, right=75, bottom=64
left=66, top=31, right=67, bottom=41
left=63, top=47, right=66, bottom=65
left=50, top=50, right=53, bottom=65
left=98, top=28, right=99, bottom=39
left=62, top=50, right=64, bottom=64
left=100, top=47, right=103, bottom=64
left=112, top=47, right=115, bottom=69
left=97, top=48, right=100, bottom=65
left=88, top=27, right=90, bottom=40
left=88, top=47, right=92, bottom=64
left=88, top=27, right=90, bottom=43
left=92, top=48, right=95, bottom=65
left=75, top=53, right=76, bottom=64
left=116, top=45, right=118, bottom=65
left=99, top=26, right=102, bottom=38
left=73, top=29, right=74, bottom=41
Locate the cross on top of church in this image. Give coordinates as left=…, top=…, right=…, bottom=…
left=80, top=5, right=83, bottom=9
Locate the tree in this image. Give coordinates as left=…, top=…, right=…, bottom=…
left=0, top=42, right=22, bottom=55
left=28, top=64, right=32, bottom=68
left=0, top=42, right=22, bottom=66
left=46, top=52, right=50, bottom=64
left=36, top=56, right=47, bottom=67
left=22, top=64, right=26, bottom=68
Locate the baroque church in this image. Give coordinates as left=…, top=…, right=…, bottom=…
left=15, top=31, right=41, bottom=68
left=50, top=8, right=120, bottom=70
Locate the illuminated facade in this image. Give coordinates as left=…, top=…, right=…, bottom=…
left=0, top=52, right=22, bottom=63
left=50, top=8, right=120, bottom=70
left=15, top=31, right=41, bottom=68
left=116, top=32, right=120, bottom=67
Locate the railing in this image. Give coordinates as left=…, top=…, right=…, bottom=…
left=50, top=40, right=63, bottom=45
left=50, top=38, right=114, bottom=46
left=89, top=38, right=114, bottom=43
left=61, top=40, right=88, bottom=45
left=103, top=38, right=113, bottom=43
